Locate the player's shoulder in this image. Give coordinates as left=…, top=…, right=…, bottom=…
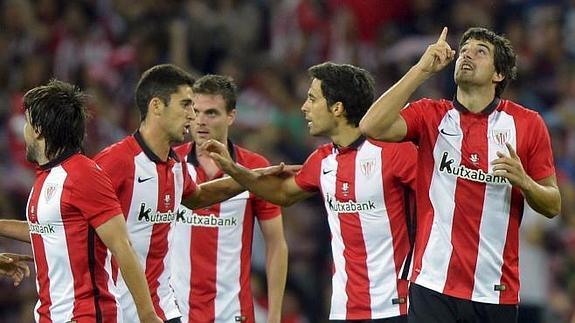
left=62, top=154, right=106, bottom=179
left=94, top=136, right=136, bottom=163
left=233, top=144, right=271, bottom=168
left=499, top=99, right=542, bottom=120
left=410, top=97, right=452, bottom=109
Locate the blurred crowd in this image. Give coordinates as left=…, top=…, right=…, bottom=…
left=0, top=0, right=573, bottom=322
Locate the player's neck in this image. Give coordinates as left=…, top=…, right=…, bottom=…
left=139, top=123, right=170, bottom=161
left=456, top=86, right=496, bottom=114
left=196, top=140, right=227, bottom=179
left=331, top=125, right=363, bottom=148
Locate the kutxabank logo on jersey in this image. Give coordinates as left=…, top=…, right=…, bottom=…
left=175, top=211, right=238, bottom=227
left=325, top=193, right=376, bottom=213
left=439, top=152, right=509, bottom=184
left=138, top=203, right=177, bottom=223
left=29, top=222, right=56, bottom=235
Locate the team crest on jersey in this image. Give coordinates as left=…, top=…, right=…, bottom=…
left=44, top=184, right=58, bottom=202
left=360, top=159, right=376, bottom=178
left=342, top=182, right=349, bottom=196
left=164, top=194, right=171, bottom=207
left=470, top=153, right=479, bottom=165
left=491, top=129, right=510, bottom=146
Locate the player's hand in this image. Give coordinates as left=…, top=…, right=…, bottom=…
left=255, top=163, right=302, bottom=178
left=492, top=143, right=530, bottom=190
left=200, top=139, right=235, bottom=172
left=415, top=27, right=456, bottom=75
left=0, top=253, right=34, bottom=287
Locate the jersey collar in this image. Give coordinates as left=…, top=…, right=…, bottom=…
left=133, top=130, right=180, bottom=163
left=39, top=149, right=80, bottom=171
left=187, top=139, right=237, bottom=167
left=453, top=96, right=501, bottom=115
left=333, top=135, right=366, bottom=153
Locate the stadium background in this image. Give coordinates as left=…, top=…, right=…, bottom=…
left=0, top=0, right=573, bottom=322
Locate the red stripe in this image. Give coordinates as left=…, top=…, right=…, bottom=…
left=499, top=189, right=522, bottom=304
left=144, top=162, right=174, bottom=320
left=335, top=149, right=371, bottom=319
left=238, top=200, right=255, bottom=319
left=411, top=126, right=440, bottom=283
left=29, top=174, right=53, bottom=323
left=188, top=169, right=219, bottom=321
left=443, top=115, right=488, bottom=297
left=381, top=148, right=409, bottom=315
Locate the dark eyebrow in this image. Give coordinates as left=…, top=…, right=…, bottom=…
left=203, top=108, right=221, bottom=114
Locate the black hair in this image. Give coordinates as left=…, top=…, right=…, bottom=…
left=308, top=62, right=375, bottom=126
left=135, top=64, right=195, bottom=120
left=192, top=74, right=237, bottom=112
left=23, top=79, right=87, bottom=160
left=459, top=27, right=517, bottom=97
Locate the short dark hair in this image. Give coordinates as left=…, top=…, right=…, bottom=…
left=135, top=64, right=195, bottom=121
left=192, top=74, right=237, bottom=112
left=23, top=79, right=87, bottom=160
left=308, top=62, right=375, bottom=127
left=459, top=27, right=517, bottom=97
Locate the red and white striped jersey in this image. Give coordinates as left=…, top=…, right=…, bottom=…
left=294, top=137, right=417, bottom=320
left=27, top=151, right=123, bottom=323
left=171, top=142, right=281, bottom=323
left=94, top=132, right=197, bottom=321
left=400, top=98, right=556, bottom=304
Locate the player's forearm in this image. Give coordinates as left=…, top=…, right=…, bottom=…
left=522, top=178, right=561, bottom=218
left=183, top=177, right=245, bottom=209
left=265, top=239, right=288, bottom=323
left=226, top=163, right=296, bottom=206
left=0, top=220, right=31, bottom=243
left=360, top=66, right=430, bottom=140
left=110, top=240, right=158, bottom=320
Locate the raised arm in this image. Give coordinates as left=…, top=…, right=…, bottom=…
left=0, top=220, right=31, bottom=243
left=359, top=27, right=455, bottom=141
left=96, top=215, right=162, bottom=323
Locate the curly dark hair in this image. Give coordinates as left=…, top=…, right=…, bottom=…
left=23, top=79, right=87, bottom=160
left=459, top=27, right=517, bottom=97
left=308, top=62, right=375, bottom=127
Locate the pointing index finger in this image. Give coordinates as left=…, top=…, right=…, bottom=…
left=505, top=142, right=518, bottom=158
left=438, top=27, right=448, bottom=43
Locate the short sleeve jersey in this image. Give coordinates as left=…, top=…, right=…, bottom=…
left=400, top=98, right=555, bottom=304
left=27, top=151, right=123, bottom=323
left=94, top=132, right=197, bottom=321
left=170, top=142, right=281, bottom=323
left=294, top=136, right=417, bottom=320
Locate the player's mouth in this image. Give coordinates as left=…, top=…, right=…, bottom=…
left=460, top=61, right=474, bottom=71
left=184, top=124, right=191, bottom=135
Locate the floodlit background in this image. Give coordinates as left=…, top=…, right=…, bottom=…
left=0, top=0, right=573, bottom=322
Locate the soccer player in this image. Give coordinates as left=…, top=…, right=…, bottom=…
left=94, top=64, right=290, bottom=323
left=171, top=74, right=288, bottom=323
left=359, top=27, right=561, bottom=322
left=0, top=252, right=33, bottom=286
left=0, top=80, right=162, bottom=323
left=203, top=62, right=417, bottom=322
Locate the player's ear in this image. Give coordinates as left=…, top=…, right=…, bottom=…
left=331, top=102, right=345, bottom=117
left=149, top=97, right=163, bottom=117
left=227, top=109, right=237, bottom=126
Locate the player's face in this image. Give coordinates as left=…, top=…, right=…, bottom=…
left=161, top=85, right=195, bottom=145
left=301, top=78, right=337, bottom=137
left=455, top=39, right=502, bottom=89
left=23, top=111, right=40, bottom=163
left=191, top=93, right=235, bottom=146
